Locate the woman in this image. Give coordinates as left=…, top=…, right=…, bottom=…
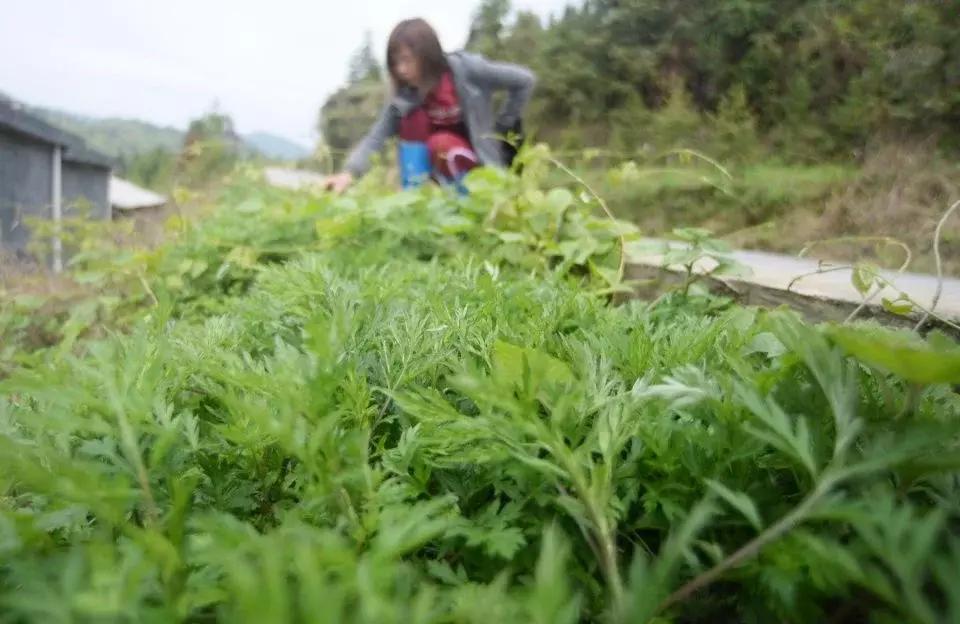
left=324, top=18, right=536, bottom=193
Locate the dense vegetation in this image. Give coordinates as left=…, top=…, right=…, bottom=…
left=2, top=150, right=960, bottom=622
left=492, top=0, right=958, bottom=153
left=321, top=0, right=960, bottom=159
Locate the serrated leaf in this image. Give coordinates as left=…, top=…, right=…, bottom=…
left=705, top=479, right=763, bottom=530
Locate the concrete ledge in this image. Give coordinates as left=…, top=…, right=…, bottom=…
left=626, top=239, right=960, bottom=336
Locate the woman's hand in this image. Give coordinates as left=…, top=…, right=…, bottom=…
left=323, top=172, right=354, bottom=194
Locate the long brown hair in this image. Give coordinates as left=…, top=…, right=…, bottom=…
left=386, top=18, right=448, bottom=90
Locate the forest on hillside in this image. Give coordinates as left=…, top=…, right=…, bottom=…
left=321, top=0, right=960, bottom=160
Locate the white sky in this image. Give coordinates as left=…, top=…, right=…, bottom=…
left=0, top=0, right=575, bottom=147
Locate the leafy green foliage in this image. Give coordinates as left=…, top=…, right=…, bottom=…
left=454, top=0, right=960, bottom=154
left=178, top=111, right=249, bottom=187
left=123, top=147, right=178, bottom=192
left=318, top=35, right=386, bottom=169
left=827, top=325, right=960, bottom=385
left=2, top=160, right=960, bottom=623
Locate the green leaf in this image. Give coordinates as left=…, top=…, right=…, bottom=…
left=492, top=340, right=575, bottom=392
left=544, top=188, right=574, bottom=215
left=851, top=263, right=874, bottom=296
left=711, top=258, right=752, bottom=278
left=705, top=479, right=763, bottom=530
left=625, top=498, right=719, bottom=622
left=826, top=325, right=960, bottom=384
left=743, top=332, right=787, bottom=358
left=662, top=248, right=701, bottom=267
left=672, top=227, right=711, bottom=242
left=700, top=238, right=732, bottom=254
left=881, top=296, right=914, bottom=316
left=737, top=383, right=820, bottom=478
left=315, top=212, right=361, bottom=240
left=528, top=525, right=580, bottom=624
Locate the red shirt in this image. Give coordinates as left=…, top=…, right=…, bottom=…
left=398, top=71, right=468, bottom=141
left=423, top=71, right=463, bottom=130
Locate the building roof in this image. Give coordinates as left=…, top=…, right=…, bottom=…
left=0, top=96, right=113, bottom=169
left=63, top=143, right=114, bottom=169
left=109, top=176, right=167, bottom=211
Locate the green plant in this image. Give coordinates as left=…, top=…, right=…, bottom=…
left=634, top=227, right=751, bottom=300
left=2, top=163, right=959, bottom=624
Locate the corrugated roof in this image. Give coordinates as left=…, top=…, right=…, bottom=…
left=109, top=176, right=167, bottom=210
left=0, top=96, right=113, bottom=169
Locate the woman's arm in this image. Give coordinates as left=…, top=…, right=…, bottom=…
left=466, top=55, right=536, bottom=129
left=341, top=103, right=399, bottom=178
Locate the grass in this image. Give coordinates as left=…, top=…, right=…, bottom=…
left=569, top=145, right=958, bottom=276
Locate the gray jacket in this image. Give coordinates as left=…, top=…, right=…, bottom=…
left=343, top=51, right=536, bottom=177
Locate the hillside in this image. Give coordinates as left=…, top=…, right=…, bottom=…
left=243, top=131, right=310, bottom=160
left=31, top=107, right=184, bottom=158
left=31, top=104, right=307, bottom=161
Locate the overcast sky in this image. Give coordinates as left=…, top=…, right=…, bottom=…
left=0, top=0, right=574, bottom=147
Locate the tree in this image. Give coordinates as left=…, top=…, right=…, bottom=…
left=179, top=106, right=245, bottom=186
left=317, top=82, right=386, bottom=169
left=466, top=0, right=511, bottom=57
left=124, top=148, right=176, bottom=191
left=347, top=32, right=381, bottom=84
left=501, top=11, right=543, bottom=62
left=315, top=33, right=386, bottom=167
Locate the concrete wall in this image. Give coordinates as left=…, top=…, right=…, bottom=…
left=62, top=161, right=110, bottom=220
left=0, top=130, right=53, bottom=252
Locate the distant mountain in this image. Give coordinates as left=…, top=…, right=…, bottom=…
left=242, top=132, right=310, bottom=160
left=11, top=97, right=310, bottom=161
left=31, top=108, right=184, bottom=158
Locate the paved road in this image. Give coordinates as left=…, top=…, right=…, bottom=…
left=627, top=240, right=960, bottom=321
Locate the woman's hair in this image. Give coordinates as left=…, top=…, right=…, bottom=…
left=386, top=18, right=448, bottom=90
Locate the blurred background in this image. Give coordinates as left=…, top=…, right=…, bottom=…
left=2, top=0, right=958, bottom=272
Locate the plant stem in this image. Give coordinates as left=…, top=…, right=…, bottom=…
left=798, top=236, right=912, bottom=271
left=554, top=447, right=626, bottom=620
left=895, top=384, right=922, bottom=420
left=787, top=263, right=960, bottom=332
left=914, top=199, right=959, bottom=332
left=656, top=475, right=836, bottom=613
left=137, top=271, right=160, bottom=306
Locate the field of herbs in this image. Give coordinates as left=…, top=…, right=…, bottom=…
left=2, top=150, right=960, bottom=623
